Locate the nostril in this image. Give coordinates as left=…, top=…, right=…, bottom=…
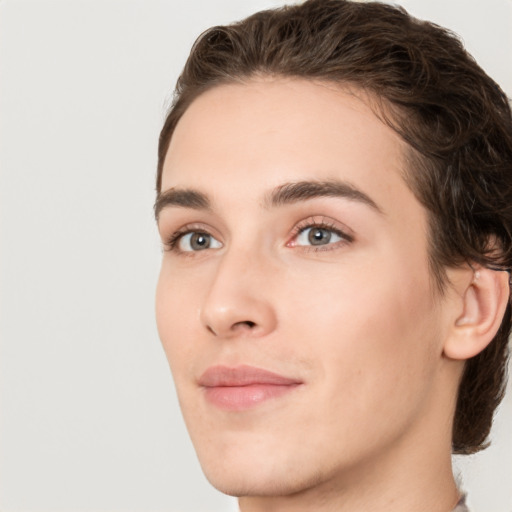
left=205, top=320, right=256, bottom=336
left=234, top=320, right=256, bottom=329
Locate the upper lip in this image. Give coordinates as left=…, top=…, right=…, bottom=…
left=198, top=365, right=302, bottom=387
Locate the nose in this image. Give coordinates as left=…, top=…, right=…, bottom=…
left=200, top=250, right=278, bottom=339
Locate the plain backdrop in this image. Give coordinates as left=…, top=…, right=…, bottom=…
left=1, top=0, right=511, bottom=511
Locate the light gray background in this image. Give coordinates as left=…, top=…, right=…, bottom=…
left=1, top=0, right=511, bottom=511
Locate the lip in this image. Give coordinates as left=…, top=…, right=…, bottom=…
left=198, top=365, right=302, bottom=411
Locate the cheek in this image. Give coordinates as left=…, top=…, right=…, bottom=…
left=155, top=262, right=200, bottom=373
left=271, top=255, right=442, bottom=460
left=280, top=248, right=440, bottom=398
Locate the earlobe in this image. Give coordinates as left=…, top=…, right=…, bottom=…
left=443, top=268, right=510, bottom=360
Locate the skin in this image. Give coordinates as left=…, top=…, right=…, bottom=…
left=155, top=78, right=468, bottom=511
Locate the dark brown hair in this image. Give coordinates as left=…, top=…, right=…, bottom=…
left=157, top=0, right=512, bottom=454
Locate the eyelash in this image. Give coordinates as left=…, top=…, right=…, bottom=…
left=163, top=217, right=353, bottom=255
left=164, top=223, right=209, bottom=254
left=288, top=217, right=353, bottom=252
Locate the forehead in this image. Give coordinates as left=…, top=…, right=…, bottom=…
left=161, top=78, right=413, bottom=217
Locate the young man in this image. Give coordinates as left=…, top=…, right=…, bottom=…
left=154, top=1, right=512, bottom=510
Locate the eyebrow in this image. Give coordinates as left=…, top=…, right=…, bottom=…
left=264, top=180, right=382, bottom=212
left=154, top=179, right=382, bottom=220
left=154, top=188, right=211, bottom=220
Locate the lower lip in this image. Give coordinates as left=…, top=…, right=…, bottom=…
left=203, top=383, right=300, bottom=411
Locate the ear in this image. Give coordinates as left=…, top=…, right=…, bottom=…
left=443, top=267, right=510, bottom=360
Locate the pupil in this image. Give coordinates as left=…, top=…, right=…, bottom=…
left=309, top=228, right=331, bottom=245
left=191, top=233, right=210, bottom=250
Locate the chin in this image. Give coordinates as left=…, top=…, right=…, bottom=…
left=196, top=443, right=327, bottom=498
left=203, top=466, right=319, bottom=498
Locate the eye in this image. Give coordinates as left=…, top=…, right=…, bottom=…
left=295, top=226, right=343, bottom=246
left=287, top=217, right=353, bottom=252
left=177, top=232, right=222, bottom=252
left=167, top=231, right=222, bottom=253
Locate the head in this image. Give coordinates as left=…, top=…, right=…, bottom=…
left=155, top=0, right=512, bottom=500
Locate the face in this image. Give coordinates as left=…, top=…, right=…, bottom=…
left=155, top=79, right=450, bottom=499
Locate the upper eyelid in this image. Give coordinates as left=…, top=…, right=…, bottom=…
left=292, top=216, right=354, bottom=238
left=162, top=222, right=221, bottom=250
left=162, top=221, right=219, bottom=239
left=289, top=226, right=351, bottom=249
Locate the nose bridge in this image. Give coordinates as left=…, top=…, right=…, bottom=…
left=200, top=241, right=277, bottom=338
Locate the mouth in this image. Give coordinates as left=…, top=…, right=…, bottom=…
left=198, top=365, right=303, bottom=411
